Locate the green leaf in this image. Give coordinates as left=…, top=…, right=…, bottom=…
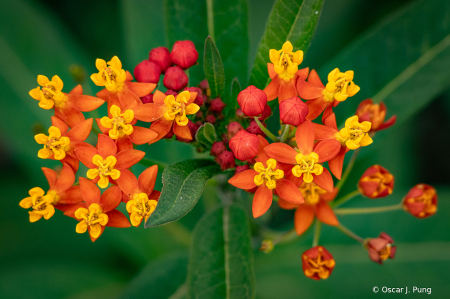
left=321, top=0, right=450, bottom=126
left=204, top=36, right=226, bottom=98
left=119, top=252, right=188, bottom=299
left=188, top=205, right=256, bottom=299
left=145, top=159, right=222, bottom=227
left=195, top=123, right=218, bottom=147
left=249, top=0, right=324, bottom=88
left=230, top=77, right=242, bottom=110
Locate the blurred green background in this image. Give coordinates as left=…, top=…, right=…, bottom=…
left=1, top=0, right=449, bottom=298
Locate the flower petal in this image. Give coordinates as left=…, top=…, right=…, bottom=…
left=132, top=103, right=165, bottom=122
left=278, top=198, right=300, bottom=210
left=57, top=108, right=85, bottom=128
left=66, top=118, right=93, bottom=142
left=100, top=186, right=122, bottom=213
left=253, top=184, right=273, bottom=218
left=305, top=98, right=328, bottom=121
left=296, top=120, right=314, bottom=154
left=264, top=143, right=297, bottom=164
left=153, top=90, right=166, bottom=105
left=328, top=147, right=347, bottom=180
left=173, top=122, right=192, bottom=140
left=68, top=94, right=105, bottom=112
left=79, top=177, right=101, bottom=206
left=138, top=165, right=158, bottom=196
left=41, top=167, right=57, bottom=189
left=297, top=78, right=323, bottom=99
left=263, top=75, right=281, bottom=102
left=116, top=137, right=134, bottom=152
left=106, top=210, right=131, bottom=228
left=51, top=116, right=68, bottom=135
left=314, top=140, right=341, bottom=163
left=52, top=163, right=75, bottom=193
left=307, top=69, right=325, bottom=88
left=129, top=126, right=158, bottom=145
left=315, top=201, right=339, bottom=226
left=95, top=118, right=110, bottom=134
left=294, top=204, right=314, bottom=235
left=116, top=169, right=139, bottom=197
left=276, top=178, right=304, bottom=204
left=228, top=169, right=258, bottom=190
left=278, top=79, right=297, bottom=103
left=58, top=186, right=83, bottom=204
left=115, top=149, right=145, bottom=169
left=149, top=118, right=173, bottom=144
left=125, top=81, right=156, bottom=98
left=118, top=86, right=141, bottom=108
left=313, top=168, right=334, bottom=192
left=97, top=134, right=117, bottom=158
left=312, top=123, right=337, bottom=140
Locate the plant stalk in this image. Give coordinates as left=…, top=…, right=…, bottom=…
left=336, top=223, right=365, bottom=243
left=254, top=117, right=278, bottom=142
left=334, top=203, right=403, bottom=215
left=332, top=190, right=360, bottom=208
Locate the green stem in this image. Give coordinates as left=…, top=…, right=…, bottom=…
left=336, top=223, right=364, bottom=243
left=287, top=127, right=297, bottom=140
left=336, top=148, right=360, bottom=190
left=279, top=124, right=290, bottom=143
left=334, top=203, right=403, bottom=215
left=139, top=157, right=167, bottom=172
left=332, top=190, right=360, bottom=208
left=206, top=0, right=215, bottom=41
left=273, top=228, right=297, bottom=246
left=254, top=117, right=277, bottom=142
left=312, top=220, right=322, bottom=247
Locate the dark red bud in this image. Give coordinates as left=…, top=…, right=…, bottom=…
left=164, top=130, right=174, bottom=139
left=163, top=66, right=188, bottom=91
left=205, top=114, right=216, bottom=124
left=165, top=89, right=178, bottom=97
left=170, top=40, right=198, bottom=69
left=149, top=47, right=172, bottom=72
left=246, top=120, right=265, bottom=136
left=229, top=130, right=259, bottom=161
left=235, top=164, right=250, bottom=175
left=227, top=121, right=244, bottom=139
left=216, top=150, right=235, bottom=170
left=258, top=104, right=272, bottom=121
left=210, top=98, right=226, bottom=113
left=237, top=85, right=267, bottom=116
left=141, top=94, right=154, bottom=104
left=134, top=60, right=161, bottom=83
left=236, top=108, right=244, bottom=118
left=279, top=96, right=308, bottom=126
left=199, top=79, right=210, bottom=90
left=196, top=111, right=203, bottom=118
left=210, top=141, right=226, bottom=157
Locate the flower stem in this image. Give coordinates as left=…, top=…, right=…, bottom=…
left=287, top=127, right=297, bottom=139
left=336, top=148, right=360, bottom=190
left=334, top=203, right=403, bottom=215
left=206, top=0, right=215, bottom=41
left=138, top=157, right=167, bottom=172
left=312, top=220, right=322, bottom=247
left=279, top=124, right=291, bottom=143
left=273, top=228, right=297, bottom=246
left=336, top=223, right=364, bottom=243
left=332, top=190, right=360, bottom=208
left=254, top=117, right=278, bottom=142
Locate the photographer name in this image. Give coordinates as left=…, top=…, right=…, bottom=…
left=373, top=286, right=431, bottom=294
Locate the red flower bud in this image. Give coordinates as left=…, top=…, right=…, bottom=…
left=358, top=165, right=394, bottom=199
left=210, top=98, right=226, bottom=113
left=402, top=184, right=437, bottom=218
left=356, top=99, right=396, bottom=132
left=164, top=130, right=174, bottom=139
left=134, top=60, right=161, bottom=83
left=199, top=79, right=210, bottom=90
left=235, top=164, right=249, bottom=175
left=216, top=150, right=235, bottom=170
left=170, top=40, right=198, bottom=69
left=141, top=94, right=153, bottom=104
left=229, top=130, right=259, bottom=161
left=302, top=246, right=335, bottom=280
left=149, top=47, right=172, bottom=72
left=246, top=120, right=265, bottom=136
left=221, top=133, right=229, bottom=144
left=205, top=114, right=216, bottom=124
left=237, top=85, right=267, bottom=116
left=258, top=104, right=272, bottom=121
left=366, top=232, right=396, bottom=264
left=165, top=90, right=178, bottom=97
left=196, top=111, right=203, bottom=118
left=279, top=96, right=308, bottom=126
left=236, top=108, right=244, bottom=118
left=227, top=121, right=244, bottom=139
left=210, top=141, right=226, bottom=157
left=163, top=66, right=188, bottom=91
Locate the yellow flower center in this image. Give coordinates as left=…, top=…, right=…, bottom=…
left=269, top=41, right=303, bottom=82
left=100, top=105, right=134, bottom=139
left=292, top=152, right=323, bottom=183
left=75, top=203, right=109, bottom=239
left=405, top=186, right=437, bottom=217
left=303, top=247, right=335, bottom=280
left=379, top=244, right=391, bottom=261
left=163, top=91, right=200, bottom=126
left=90, top=56, right=127, bottom=92
left=87, top=155, right=121, bottom=188
left=35, top=126, right=70, bottom=160
left=126, top=193, right=158, bottom=226
left=29, top=75, right=67, bottom=109
left=19, top=187, right=57, bottom=222
left=299, top=183, right=326, bottom=205
left=336, top=115, right=373, bottom=150
left=324, top=68, right=360, bottom=102
left=254, top=158, right=284, bottom=189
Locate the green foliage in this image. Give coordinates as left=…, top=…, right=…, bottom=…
left=188, top=205, right=256, bottom=299
left=230, top=77, right=242, bottom=110
left=145, top=159, right=222, bottom=227
left=249, top=0, right=324, bottom=88
left=195, top=122, right=218, bottom=148
left=204, top=36, right=226, bottom=98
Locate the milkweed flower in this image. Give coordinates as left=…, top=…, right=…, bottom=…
left=117, top=165, right=160, bottom=227
left=358, top=165, right=394, bottom=199
left=365, top=232, right=396, bottom=264
left=356, top=99, right=396, bottom=132
left=402, top=184, right=437, bottom=218
left=229, top=130, right=259, bottom=161
left=237, top=85, right=267, bottom=117
left=29, top=76, right=104, bottom=127
left=297, top=69, right=359, bottom=120
left=19, top=163, right=82, bottom=222
left=302, top=246, right=336, bottom=280
left=264, top=41, right=309, bottom=103
left=75, top=134, right=145, bottom=188
left=228, top=136, right=304, bottom=218
left=264, top=121, right=340, bottom=192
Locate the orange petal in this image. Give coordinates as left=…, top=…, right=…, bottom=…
left=378, top=115, right=397, bottom=131
left=313, top=168, right=334, bottom=192
left=79, top=177, right=101, bottom=206
left=328, top=147, right=347, bottom=180
left=129, top=126, right=158, bottom=145
left=66, top=118, right=93, bottom=142
left=61, top=155, right=80, bottom=172
left=307, top=69, right=324, bottom=88
left=321, top=105, right=337, bottom=129
left=149, top=118, right=173, bottom=144
left=153, top=90, right=166, bottom=105
left=305, top=98, right=328, bottom=121
left=253, top=184, right=273, bottom=218
left=312, top=123, right=337, bottom=140
left=186, top=92, right=198, bottom=105
left=228, top=169, right=258, bottom=190
left=125, top=81, right=156, bottom=98
left=276, top=178, right=304, bottom=204
left=116, top=169, right=139, bottom=197
left=255, top=136, right=270, bottom=164
left=62, top=202, right=86, bottom=219
left=95, top=118, right=110, bottom=134
left=98, top=134, right=117, bottom=158
left=278, top=79, right=297, bottom=103
left=75, top=147, right=98, bottom=169
left=315, top=201, right=339, bottom=226
left=106, top=210, right=131, bottom=228
left=264, top=143, right=297, bottom=164
left=278, top=198, right=300, bottom=210
left=41, top=167, right=57, bottom=189
left=132, top=103, right=165, bottom=122
left=51, top=116, right=68, bottom=135
left=52, top=163, right=75, bottom=193
left=294, top=204, right=314, bottom=235
left=100, top=186, right=122, bottom=213
left=314, top=140, right=341, bottom=163
left=126, top=71, right=133, bottom=81
left=267, top=63, right=276, bottom=79
left=118, top=86, right=141, bottom=108
left=58, top=186, right=83, bottom=204
left=57, top=107, right=85, bottom=128
left=69, top=85, right=83, bottom=95
left=320, top=188, right=339, bottom=202
left=138, top=165, right=158, bottom=196
left=115, top=149, right=145, bottom=169
left=116, top=137, right=134, bottom=151
left=296, top=67, right=309, bottom=80
left=68, top=94, right=105, bottom=112
left=263, top=75, right=280, bottom=102
left=296, top=120, right=314, bottom=154
left=297, top=78, right=323, bottom=99
left=173, top=122, right=192, bottom=140
left=286, top=169, right=303, bottom=187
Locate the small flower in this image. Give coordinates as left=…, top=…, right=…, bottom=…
left=134, top=60, right=161, bottom=83
left=365, top=232, right=396, bottom=264
left=210, top=141, right=227, bottom=157
left=302, top=246, right=336, bottom=280
left=237, top=85, right=267, bottom=117
left=91, top=56, right=127, bottom=92
left=259, top=239, right=274, bottom=253
left=269, top=41, right=303, bottom=81
left=279, top=96, right=309, bottom=126
left=163, top=66, right=189, bottom=91
left=336, top=116, right=373, bottom=150
left=216, top=150, right=236, bottom=171
left=356, top=99, right=396, bottom=132
left=227, top=121, right=244, bottom=139
left=35, top=126, right=70, bottom=160
left=358, top=165, right=394, bottom=199
left=149, top=47, right=172, bottom=72
left=324, top=68, right=360, bottom=102
left=170, top=40, right=198, bottom=69
left=229, top=130, right=259, bottom=161
left=402, top=184, right=437, bottom=218
left=29, top=75, right=65, bottom=109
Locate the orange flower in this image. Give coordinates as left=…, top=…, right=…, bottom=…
left=402, top=184, right=437, bottom=218
left=264, top=121, right=341, bottom=192
left=228, top=136, right=304, bottom=218
left=278, top=184, right=339, bottom=235
left=365, top=232, right=396, bottom=264
left=302, top=246, right=336, bottom=280
left=356, top=99, right=396, bottom=132
left=358, top=165, right=394, bottom=199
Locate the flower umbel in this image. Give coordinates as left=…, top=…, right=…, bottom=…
left=35, top=126, right=70, bottom=160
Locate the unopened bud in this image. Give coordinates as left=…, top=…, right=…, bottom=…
left=163, top=66, right=188, bottom=91
left=149, top=47, right=172, bottom=72
left=170, top=40, right=198, bottom=69
left=134, top=60, right=161, bottom=83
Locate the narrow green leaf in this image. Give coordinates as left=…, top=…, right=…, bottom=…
left=188, top=205, right=256, bottom=299
left=249, top=0, right=324, bottom=88
left=145, top=159, right=222, bottom=227
left=195, top=123, right=217, bottom=147
left=118, top=252, right=188, bottom=299
left=204, top=37, right=226, bottom=98
left=230, top=77, right=242, bottom=110
left=321, top=0, right=450, bottom=125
